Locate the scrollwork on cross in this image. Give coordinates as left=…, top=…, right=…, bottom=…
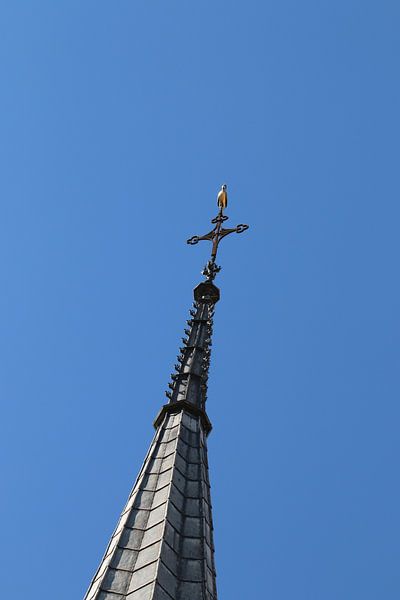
left=186, top=187, right=249, bottom=281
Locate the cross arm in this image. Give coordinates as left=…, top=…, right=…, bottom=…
left=187, top=229, right=215, bottom=245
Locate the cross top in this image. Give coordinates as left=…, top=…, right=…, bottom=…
left=187, top=184, right=249, bottom=282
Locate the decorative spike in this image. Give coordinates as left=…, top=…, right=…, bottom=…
left=171, top=373, right=179, bottom=381
left=184, top=329, right=191, bottom=336
left=186, top=319, right=194, bottom=326
left=165, top=391, right=172, bottom=399
left=168, top=382, right=174, bottom=390
left=182, top=337, right=188, bottom=345
left=189, top=309, right=196, bottom=317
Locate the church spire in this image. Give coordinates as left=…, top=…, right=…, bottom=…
left=83, top=186, right=248, bottom=600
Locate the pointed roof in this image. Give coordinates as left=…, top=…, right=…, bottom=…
left=83, top=188, right=248, bottom=600
left=84, top=300, right=218, bottom=600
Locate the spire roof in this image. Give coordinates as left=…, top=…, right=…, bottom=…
left=83, top=187, right=248, bottom=600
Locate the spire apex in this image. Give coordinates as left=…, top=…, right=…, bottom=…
left=187, top=184, right=249, bottom=284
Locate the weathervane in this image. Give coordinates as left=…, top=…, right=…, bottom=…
left=187, top=184, right=249, bottom=283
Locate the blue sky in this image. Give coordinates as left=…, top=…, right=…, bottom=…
left=1, top=2, right=399, bottom=598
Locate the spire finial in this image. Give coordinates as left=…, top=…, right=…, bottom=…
left=186, top=184, right=249, bottom=283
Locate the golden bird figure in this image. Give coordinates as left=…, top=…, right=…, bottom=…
left=217, top=184, right=228, bottom=209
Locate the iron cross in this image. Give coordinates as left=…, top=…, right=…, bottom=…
left=187, top=187, right=249, bottom=281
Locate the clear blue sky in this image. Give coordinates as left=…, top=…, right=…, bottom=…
left=1, top=2, right=399, bottom=598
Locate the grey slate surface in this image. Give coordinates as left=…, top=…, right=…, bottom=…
left=84, top=302, right=217, bottom=600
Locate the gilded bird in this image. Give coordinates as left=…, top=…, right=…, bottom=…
left=217, top=184, right=228, bottom=209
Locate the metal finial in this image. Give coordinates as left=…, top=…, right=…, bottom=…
left=186, top=184, right=249, bottom=282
